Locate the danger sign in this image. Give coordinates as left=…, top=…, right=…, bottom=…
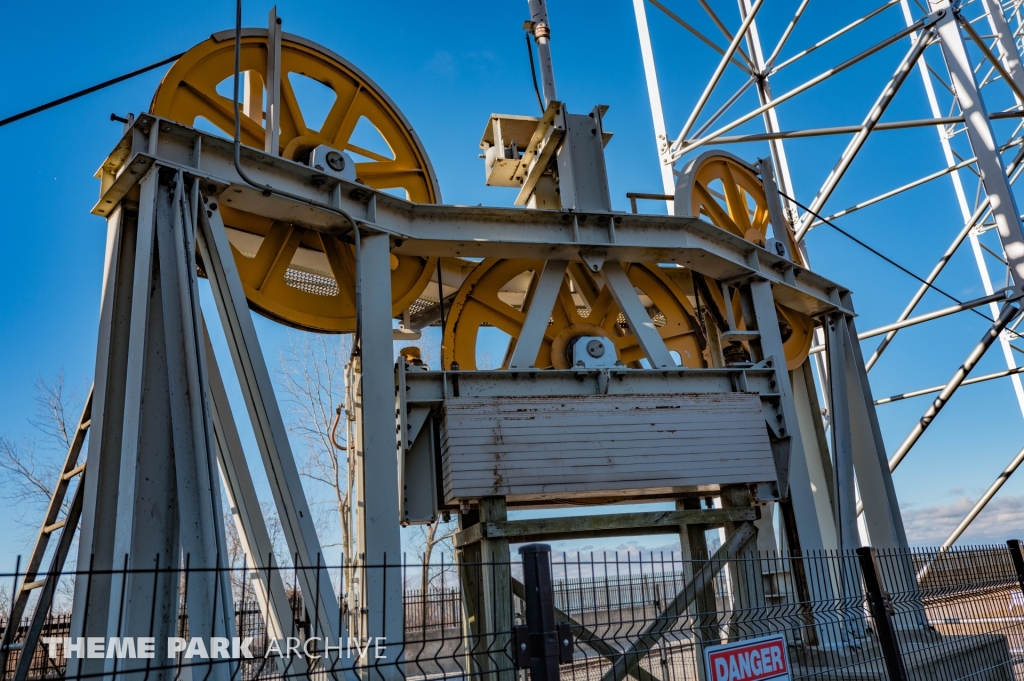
left=704, top=634, right=790, bottom=681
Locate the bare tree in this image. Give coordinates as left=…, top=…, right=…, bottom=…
left=278, top=333, right=353, bottom=571
left=0, top=371, right=84, bottom=526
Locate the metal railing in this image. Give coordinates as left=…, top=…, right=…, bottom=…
left=4, top=541, right=1024, bottom=681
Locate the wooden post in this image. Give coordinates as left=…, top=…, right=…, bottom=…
left=457, top=507, right=488, bottom=677
left=480, top=497, right=514, bottom=681
left=721, top=486, right=764, bottom=638
left=676, top=498, right=717, bottom=681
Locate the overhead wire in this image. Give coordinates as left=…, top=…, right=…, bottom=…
left=778, top=190, right=1013, bottom=331
left=0, top=53, right=184, bottom=129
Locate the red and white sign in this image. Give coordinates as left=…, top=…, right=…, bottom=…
left=704, top=634, right=790, bottom=681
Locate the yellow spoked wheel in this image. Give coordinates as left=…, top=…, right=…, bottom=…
left=151, top=33, right=439, bottom=332
left=215, top=206, right=436, bottom=332
left=443, top=259, right=705, bottom=370
left=679, top=151, right=814, bottom=370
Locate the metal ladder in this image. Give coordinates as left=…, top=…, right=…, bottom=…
left=0, top=387, right=92, bottom=680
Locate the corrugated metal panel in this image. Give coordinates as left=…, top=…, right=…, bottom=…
left=441, top=393, right=775, bottom=502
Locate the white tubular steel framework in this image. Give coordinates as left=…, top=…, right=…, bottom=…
left=632, top=0, right=1024, bottom=549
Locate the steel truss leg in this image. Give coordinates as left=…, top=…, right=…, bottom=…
left=866, top=301, right=1023, bottom=503
left=508, top=260, right=568, bottom=369
left=196, top=194, right=346, bottom=660
left=70, top=170, right=237, bottom=681
left=933, top=1, right=1024, bottom=284
left=603, top=262, right=675, bottom=367
left=203, top=323, right=309, bottom=678
left=68, top=199, right=138, bottom=681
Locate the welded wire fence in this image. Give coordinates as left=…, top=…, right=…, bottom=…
left=3, top=542, right=1024, bottom=681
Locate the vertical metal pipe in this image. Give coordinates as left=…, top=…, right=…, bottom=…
left=265, top=7, right=282, bottom=155
left=527, top=0, right=557, bottom=104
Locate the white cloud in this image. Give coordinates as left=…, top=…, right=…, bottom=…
left=901, top=494, right=1024, bottom=546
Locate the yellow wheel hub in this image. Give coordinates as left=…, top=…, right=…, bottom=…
left=443, top=260, right=705, bottom=370
left=151, top=33, right=439, bottom=332
left=680, top=152, right=814, bottom=370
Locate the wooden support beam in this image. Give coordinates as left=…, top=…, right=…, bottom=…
left=453, top=507, right=759, bottom=547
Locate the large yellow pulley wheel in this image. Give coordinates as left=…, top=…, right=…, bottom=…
left=443, top=259, right=705, bottom=370
left=151, top=32, right=439, bottom=332
left=678, top=151, right=814, bottom=369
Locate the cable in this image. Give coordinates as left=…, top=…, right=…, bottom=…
left=0, top=53, right=185, bottom=129
left=778, top=190, right=1003, bottom=327
left=525, top=33, right=545, bottom=113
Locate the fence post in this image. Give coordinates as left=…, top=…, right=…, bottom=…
left=1006, top=541, right=1024, bottom=598
left=519, top=544, right=562, bottom=681
left=857, top=547, right=907, bottom=681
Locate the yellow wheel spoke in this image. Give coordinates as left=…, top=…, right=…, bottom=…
left=344, top=142, right=392, bottom=163
left=180, top=81, right=265, bottom=147
left=696, top=185, right=742, bottom=236
left=278, top=74, right=309, bottom=142
left=721, top=163, right=753, bottom=233
left=320, top=86, right=361, bottom=146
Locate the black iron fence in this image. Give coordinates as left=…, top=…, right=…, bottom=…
left=4, top=542, right=1024, bottom=681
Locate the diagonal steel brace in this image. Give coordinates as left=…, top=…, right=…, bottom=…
left=599, top=522, right=758, bottom=681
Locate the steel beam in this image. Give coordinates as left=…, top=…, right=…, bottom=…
left=793, top=27, right=935, bottom=242
left=808, top=289, right=1010, bottom=354
left=354, top=226, right=403, bottom=663
left=204, top=322, right=308, bottom=677
left=602, top=262, right=675, bottom=368
left=196, top=197, right=344, bottom=650
left=876, top=364, right=1024, bottom=404
left=508, top=260, right=568, bottom=368
left=981, top=0, right=1024, bottom=101
left=68, top=199, right=136, bottom=681
left=632, top=0, right=677, bottom=212
left=904, top=0, right=1024, bottom=418
left=701, top=112, right=1024, bottom=147
left=864, top=302, right=1021, bottom=513
left=90, top=117, right=853, bottom=319
left=941, top=444, right=1024, bottom=548
left=826, top=314, right=859, bottom=552
left=933, top=1, right=1024, bottom=287
left=669, top=15, right=936, bottom=159
left=677, top=0, right=765, bottom=143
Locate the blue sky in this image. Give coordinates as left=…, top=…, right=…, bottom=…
left=3, top=0, right=1024, bottom=570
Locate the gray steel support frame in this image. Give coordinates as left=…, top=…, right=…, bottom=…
left=204, top=324, right=308, bottom=677
left=70, top=170, right=237, bottom=681
left=196, top=198, right=346, bottom=655
left=352, top=226, right=403, bottom=668
left=932, top=0, right=1024, bottom=287
left=508, top=260, right=568, bottom=369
